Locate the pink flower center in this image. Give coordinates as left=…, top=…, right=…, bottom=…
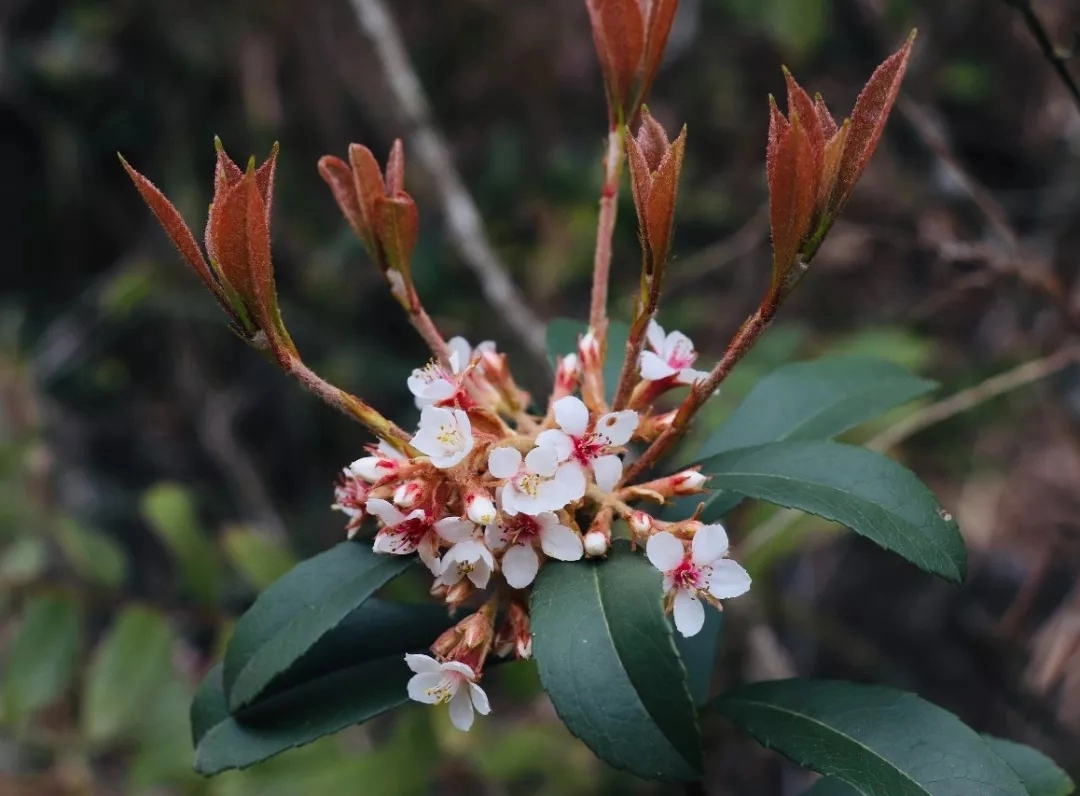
left=671, top=558, right=704, bottom=591
left=503, top=515, right=541, bottom=545
left=666, top=342, right=697, bottom=370
left=572, top=432, right=605, bottom=465
left=334, top=475, right=370, bottom=512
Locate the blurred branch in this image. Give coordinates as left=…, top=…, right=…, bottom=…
left=1000, top=0, right=1080, bottom=116
left=345, top=0, right=548, bottom=364
left=665, top=204, right=769, bottom=294
left=867, top=344, right=1080, bottom=452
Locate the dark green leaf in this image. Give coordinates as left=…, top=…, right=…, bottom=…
left=692, top=357, right=936, bottom=520
left=531, top=542, right=702, bottom=781
left=2, top=595, right=81, bottom=723
left=82, top=606, right=174, bottom=744
left=141, top=482, right=222, bottom=603
left=193, top=600, right=453, bottom=774
left=982, top=736, right=1075, bottom=796
left=801, top=777, right=863, bottom=795
left=545, top=318, right=630, bottom=403
left=674, top=604, right=723, bottom=707
left=223, top=541, right=413, bottom=712
left=699, top=441, right=966, bottom=583
left=714, top=679, right=1027, bottom=796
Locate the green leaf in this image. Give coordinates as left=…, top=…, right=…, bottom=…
left=699, top=441, right=966, bottom=583
left=0, top=537, right=48, bottom=583
left=802, top=777, right=864, bottom=795
left=193, top=600, right=453, bottom=774
left=692, top=357, right=936, bottom=521
left=222, top=542, right=413, bottom=712
left=982, top=736, right=1075, bottom=796
left=141, top=482, right=222, bottom=603
left=545, top=318, right=631, bottom=403
left=674, top=605, right=723, bottom=707
left=82, top=606, right=174, bottom=745
left=530, top=542, right=702, bottom=781
left=713, top=679, right=1027, bottom=796
left=2, top=594, right=81, bottom=723
left=55, top=519, right=128, bottom=589
left=223, top=527, right=297, bottom=591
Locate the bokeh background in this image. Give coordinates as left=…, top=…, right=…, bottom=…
left=2, top=0, right=1080, bottom=793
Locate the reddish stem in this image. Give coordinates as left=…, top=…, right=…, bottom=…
left=588, top=129, right=625, bottom=334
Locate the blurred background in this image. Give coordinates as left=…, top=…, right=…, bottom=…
left=2, top=0, right=1080, bottom=793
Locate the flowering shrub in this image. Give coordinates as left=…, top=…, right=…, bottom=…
left=122, top=2, right=1074, bottom=792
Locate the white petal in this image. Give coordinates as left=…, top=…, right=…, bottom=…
left=488, top=446, right=522, bottom=479
left=417, top=537, right=441, bottom=574
left=419, top=405, right=452, bottom=430
left=646, top=531, right=685, bottom=573
left=553, top=396, right=589, bottom=436
left=692, top=523, right=730, bottom=565
left=595, top=410, right=638, bottom=446
left=467, top=558, right=492, bottom=589
left=591, top=454, right=623, bottom=493
left=535, top=429, right=574, bottom=462
left=708, top=559, right=752, bottom=599
left=673, top=589, right=705, bottom=637
left=435, top=517, right=475, bottom=544
left=447, top=336, right=473, bottom=373
left=447, top=539, right=484, bottom=564
left=469, top=682, right=491, bottom=715
left=441, top=661, right=475, bottom=677
left=678, top=367, right=711, bottom=385
left=405, top=653, right=442, bottom=674
left=406, top=369, right=430, bottom=398
left=502, top=544, right=540, bottom=588
left=407, top=672, right=447, bottom=704
left=525, top=445, right=559, bottom=478
left=365, top=497, right=405, bottom=526
left=373, top=528, right=417, bottom=556
left=646, top=319, right=666, bottom=353
left=540, top=524, right=584, bottom=561
left=664, top=330, right=695, bottom=362
left=448, top=686, right=475, bottom=730
left=484, top=522, right=508, bottom=551
left=543, top=462, right=586, bottom=509
left=640, top=351, right=678, bottom=381
left=499, top=485, right=520, bottom=516
left=378, top=440, right=407, bottom=462
left=424, top=379, right=456, bottom=401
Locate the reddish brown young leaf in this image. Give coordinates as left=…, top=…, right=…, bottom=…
left=206, top=172, right=257, bottom=312
left=625, top=132, right=652, bottom=238
left=638, top=0, right=679, bottom=116
left=768, top=112, right=816, bottom=278
left=318, top=155, right=364, bottom=239
left=374, top=195, right=419, bottom=277
left=119, top=155, right=226, bottom=307
left=585, top=0, right=646, bottom=124
left=784, top=68, right=823, bottom=174
left=254, top=142, right=279, bottom=222
left=818, top=120, right=849, bottom=216
left=384, top=139, right=406, bottom=196
left=831, top=31, right=915, bottom=212
left=214, top=137, right=244, bottom=192
left=244, top=168, right=286, bottom=358
left=813, top=94, right=839, bottom=139
left=644, top=125, right=685, bottom=268
left=766, top=96, right=790, bottom=197
left=348, top=143, right=389, bottom=250
left=635, top=107, right=670, bottom=171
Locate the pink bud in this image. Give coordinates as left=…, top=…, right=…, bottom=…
left=578, top=332, right=601, bottom=367
left=672, top=470, right=707, bottom=494
left=629, top=511, right=653, bottom=536
left=393, top=480, right=423, bottom=509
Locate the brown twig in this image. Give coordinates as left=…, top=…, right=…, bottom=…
left=1001, top=0, right=1080, bottom=116
left=345, top=0, right=548, bottom=363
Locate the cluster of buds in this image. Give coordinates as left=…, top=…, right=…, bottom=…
left=122, top=0, right=913, bottom=732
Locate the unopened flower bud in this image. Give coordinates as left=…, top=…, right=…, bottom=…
left=672, top=470, right=708, bottom=494
left=393, top=480, right=423, bottom=509
left=578, top=331, right=600, bottom=367
left=629, top=511, right=653, bottom=536
left=584, top=530, right=610, bottom=557
left=554, top=354, right=581, bottom=399
left=349, top=454, right=401, bottom=483
left=445, top=579, right=474, bottom=608
left=430, top=610, right=494, bottom=671
left=465, top=489, right=497, bottom=526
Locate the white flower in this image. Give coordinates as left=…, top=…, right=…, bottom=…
left=366, top=498, right=440, bottom=573
left=405, top=654, right=491, bottom=731
left=536, top=396, right=638, bottom=493
left=640, top=320, right=710, bottom=385
left=433, top=518, right=494, bottom=589
left=484, top=512, right=583, bottom=588
left=407, top=337, right=496, bottom=409
left=646, top=525, right=751, bottom=637
left=348, top=440, right=408, bottom=483
left=488, top=445, right=583, bottom=516
left=411, top=406, right=474, bottom=469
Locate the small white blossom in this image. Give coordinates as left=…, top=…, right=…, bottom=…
left=407, top=337, right=497, bottom=409
left=536, top=396, right=638, bottom=493
left=646, top=525, right=751, bottom=637
left=411, top=406, right=474, bottom=469
left=583, top=531, right=609, bottom=557
left=488, top=445, right=583, bottom=516
left=366, top=498, right=440, bottom=573
left=485, top=512, right=583, bottom=588
left=348, top=441, right=408, bottom=483
left=640, top=320, right=710, bottom=385
left=433, top=518, right=494, bottom=589
left=405, top=654, right=490, bottom=731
